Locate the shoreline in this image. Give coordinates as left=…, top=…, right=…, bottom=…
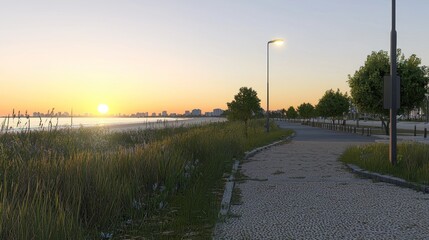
left=0, top=117, right=227, bottom=133
left=99, top=117, right=227, bottom=132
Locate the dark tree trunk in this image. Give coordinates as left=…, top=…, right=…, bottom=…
left=244, top=120, right=248, bottom=138
left=356, top=113, right=359, bottom=128
left=380, top=116, right=390, bottom=135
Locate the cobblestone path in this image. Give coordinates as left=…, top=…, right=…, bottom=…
left=214, top=122, right=429, bottom=239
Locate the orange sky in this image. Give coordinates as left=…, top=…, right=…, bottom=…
left=1, top=1, right=428, bottom=116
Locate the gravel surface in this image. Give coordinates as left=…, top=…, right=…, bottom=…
left=214, top=122, right=429, bottom=239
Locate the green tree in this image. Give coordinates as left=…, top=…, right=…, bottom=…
left=348, top=50, right=429, bottom=134
left=316, top=89, right=350, bottom=124
left=286, top=106, right=298, bottom=119
left=297, top=103, right=315, bottom=120
left=399, top=53, right=429, bottom=114
left=281, top=108, right=287, bottom=119
left=226, top=87, right=262, bottom=137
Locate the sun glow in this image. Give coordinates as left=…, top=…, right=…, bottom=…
left=97, top=104, right=109, bottom=114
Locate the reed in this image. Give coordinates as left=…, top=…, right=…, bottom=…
left=0, top=119, right=290, bottom=239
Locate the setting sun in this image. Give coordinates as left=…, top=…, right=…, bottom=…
left=97, top=104, right=109, bottom=114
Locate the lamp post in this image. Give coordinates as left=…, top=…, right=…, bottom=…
left=389, top=0, right=398, bottom=165
left=266, top=38, right=284, bottom=132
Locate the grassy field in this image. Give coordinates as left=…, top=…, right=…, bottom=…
left=0, top=119, right=291, bottom=239
left=340, top=143, right=429, bottom=186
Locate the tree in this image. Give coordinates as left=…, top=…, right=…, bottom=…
left=316, top=89, right=350, bottom=124
left=286, top=106, right=298, bottom=119
left=281, top=108, right=287, bottom=119
left=348, top=50, right=429, bottom=134
left=297, top=103, right=315, bottom=120
left=226, top=87, right=262, bottom=137
left=398, top=53, right=429, bottom=114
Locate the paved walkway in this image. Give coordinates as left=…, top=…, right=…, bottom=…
left=214, top=122, right=429, bottom=239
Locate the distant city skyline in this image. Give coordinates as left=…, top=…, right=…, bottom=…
left=1, top=1, right=428, bottom=116
left=21, top=107, right=225, bottom=118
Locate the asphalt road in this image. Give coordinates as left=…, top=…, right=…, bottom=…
left=277, top=121, right=377, bottom=142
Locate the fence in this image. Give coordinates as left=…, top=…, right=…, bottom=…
left=277, top=118, right=429, bottom=139
left=300, top=120, right=373, bottom=136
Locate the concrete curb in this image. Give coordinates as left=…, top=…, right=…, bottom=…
left=346, top=163, right=429, bottom=194
left=243, top=135, right=292, bottom=159
left=218, top=159, right=240, bottom=217
left=217, top=133, right=296, bottom=218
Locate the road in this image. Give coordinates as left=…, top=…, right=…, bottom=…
left=214, top=122, right=429, bottom=239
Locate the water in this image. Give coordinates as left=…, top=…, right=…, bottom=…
left=0, top=116, right=188, bottom=132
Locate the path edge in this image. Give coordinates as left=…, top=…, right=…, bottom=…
left=346, top=163, right=429, bottom=193
left=216, top=132, right=296, bottom=219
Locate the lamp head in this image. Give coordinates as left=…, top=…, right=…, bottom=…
left=268, top=39, right=284, bottom=45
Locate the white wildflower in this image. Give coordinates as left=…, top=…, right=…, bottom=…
left=132, top=199, right=142, bottom=210
left=100, top=232, right=113, bottom=239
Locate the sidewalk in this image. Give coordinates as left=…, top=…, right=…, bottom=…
left=214, top=122, right=429, bottom=239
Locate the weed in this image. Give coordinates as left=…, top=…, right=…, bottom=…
left=272, top=170, right=285, bottom=175
left=340, top=142, right=429, bottom=185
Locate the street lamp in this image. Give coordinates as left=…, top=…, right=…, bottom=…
left=389, top=0, right=398, bottom=165
left=266, top=38, right=284, bottom=132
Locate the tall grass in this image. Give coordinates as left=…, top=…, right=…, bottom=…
left=0, top=119, right=290, bottom=239
left=340, top=143, right=429, bottom=185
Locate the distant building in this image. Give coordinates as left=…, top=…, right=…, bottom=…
left=133, top=112, right=148, bottom=117
left=191, top=109, right=202, bottom=116
left=151, top=112, right=157, bottom=117
left=184, top=110, right=191, bottom=116
left=205, top=112, right=213, bottom=117
left=213, top=108, right=224, bottom=117
left=162, top=111, right=168, bottom=117
left=170, top=113, right=177, bottom=117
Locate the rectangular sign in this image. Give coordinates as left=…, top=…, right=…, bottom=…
left=383, top=75, right=400, bottom=109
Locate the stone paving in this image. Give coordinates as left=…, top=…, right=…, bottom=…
left=214, top=122, right=429, bottom=239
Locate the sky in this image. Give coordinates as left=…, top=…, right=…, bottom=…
left=1, top=0, right=428, bottom=116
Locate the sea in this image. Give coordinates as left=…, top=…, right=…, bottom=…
left=0, top=116, right=192, bottom=132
